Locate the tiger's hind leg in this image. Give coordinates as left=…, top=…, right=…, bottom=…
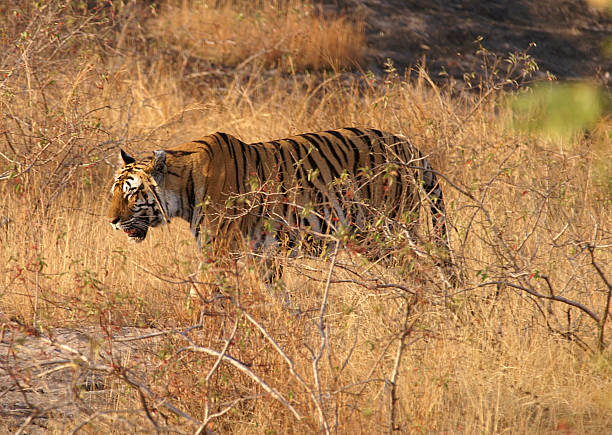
left=246, top=230, right=297, bottom=310
left=260, top=255, right=299, bottom=313
left=260, top=255, right=284, bottom=285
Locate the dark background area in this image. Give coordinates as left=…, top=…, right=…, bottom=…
left=324, top=0, right=611, bottom=82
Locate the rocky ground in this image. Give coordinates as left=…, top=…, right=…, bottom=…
left=0, top=325, right=166, bottom=433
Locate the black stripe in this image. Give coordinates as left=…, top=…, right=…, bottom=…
left=370, top=128, right=385, bottom=141
left=186, top=170, right=195, bottom=214
left=236, top=136, right=248, bottom=186
left=358, top=128, right=376, bottom=169
left=277, top=141, right=294, bottom=183
left=251, top=144, right=262, bottom=169
left=323, top=131, right=349, bottom=163
left=252, top=145, right=266, bottom=182
left=285, top=138, right=316, bottom=190
left=346, top=127, right=365, bottom=138
left=328, top=130, right=360, bottom=178
left=218, top=133, right=241, bottom=191
left=194, top=140, right=214, bottom=161
left=319, top=134, right=348, bottom=175
left=308, top=133, right=345, bottom=167
left=346, top=128, right=373, bottom=199
left=301, top=141, right=324, bottom=187
left=301, top=134, right=342, bottom=180
left=371, top=129, right=390, bottom=160
left=297, top=138, right=331, bottom=228
left=275, top=141, right=295, bottom=223
left=268, top=142, right=286, bottom=196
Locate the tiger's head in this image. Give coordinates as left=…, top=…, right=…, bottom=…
left=107, top=149, right=168, bottom=242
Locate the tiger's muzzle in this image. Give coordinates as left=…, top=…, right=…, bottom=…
left=110, top=218, right=149, bottom=243
left=122, top=226, right=148, bottom=242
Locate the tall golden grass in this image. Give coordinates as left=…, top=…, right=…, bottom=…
left=0, top=1, right=611, bottom=433
left=149, top=0, right=365, bottom=71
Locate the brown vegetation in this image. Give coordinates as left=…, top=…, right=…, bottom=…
left=150, top=0, right=365, bottom=71
left=0, top=1, right=610, bottom=433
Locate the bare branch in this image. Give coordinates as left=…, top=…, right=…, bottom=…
left=473, top=280, right=600, bottom=323
left=388, top=300, right=412, bottom=434
left=587, top=244, right=612, bottom=350
left=176, top=344, right=301, bottom=421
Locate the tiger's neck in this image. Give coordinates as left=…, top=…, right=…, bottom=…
left=154, top=169, right=197, bottom=225
left=156, top=188, right=183, bottom=221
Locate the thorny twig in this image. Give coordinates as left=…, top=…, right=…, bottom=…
left=388, top=299, right=412, bottom=434
left=587, top=244, right=612, bottom=350
left=312, top=241, right=339, bottom=434
left=198, top=314, right=241, bottom=433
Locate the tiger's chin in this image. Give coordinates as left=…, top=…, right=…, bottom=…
left=124, top=227, right=148, bottom=243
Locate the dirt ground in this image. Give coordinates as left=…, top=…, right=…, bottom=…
left=325, top=0, right=611, bottom=82
left=0, top=325, right=167, bottom=433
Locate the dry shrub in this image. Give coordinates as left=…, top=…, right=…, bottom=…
left=149, top=0, right=365, bottom=71
left=1, top=1, right=611, bottom=433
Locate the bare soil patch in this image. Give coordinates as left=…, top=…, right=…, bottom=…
left=328, top=0, right=611, bottom=81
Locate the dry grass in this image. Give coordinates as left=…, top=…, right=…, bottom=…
left=1, top=1, right=611, bottom=433
left=149, top=0, right=365, bottom=72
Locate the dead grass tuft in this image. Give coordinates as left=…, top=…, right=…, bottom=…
left=149, top=0, right=365, bottom=71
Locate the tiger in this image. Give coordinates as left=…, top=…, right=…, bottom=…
left=107, top=127, right=453, bottom=280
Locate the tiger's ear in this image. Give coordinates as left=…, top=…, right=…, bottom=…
left=120, top=149, right=135, bottom=165
left=153, top=150, right=166, bottom=172
left=151, top=150, right=167, bottom=183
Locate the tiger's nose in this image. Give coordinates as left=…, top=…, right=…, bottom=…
left=109, top=217, right=120, bottom=226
